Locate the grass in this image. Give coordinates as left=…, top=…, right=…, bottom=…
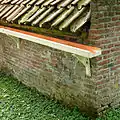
left=0, top=73, right=120, bottom=120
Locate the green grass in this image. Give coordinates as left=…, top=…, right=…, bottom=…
left=0, top=73, right=120, bottom=120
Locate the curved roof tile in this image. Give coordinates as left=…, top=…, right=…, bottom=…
left=0, top=0, right=91, bottom=32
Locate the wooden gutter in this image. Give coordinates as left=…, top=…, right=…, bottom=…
left=0, top=26, right=101, bottom=58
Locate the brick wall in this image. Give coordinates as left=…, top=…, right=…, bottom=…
left=87, top=0, right=120, bottom=114
left=0, top=33, right=98, bottom=116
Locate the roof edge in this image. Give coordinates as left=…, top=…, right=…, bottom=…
left=0, top=26, right=101, bottom=58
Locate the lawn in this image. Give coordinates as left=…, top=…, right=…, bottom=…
left=0, top=73, right=120, bottom=120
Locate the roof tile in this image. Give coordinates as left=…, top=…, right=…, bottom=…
left=0, top=0, right=91, bottom=32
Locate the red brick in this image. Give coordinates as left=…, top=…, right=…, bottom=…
left=98, top=60, right=110, bottom=66
left=102, top=50, right=110, bottom=55
left=112, top=16, right=120, bottom=21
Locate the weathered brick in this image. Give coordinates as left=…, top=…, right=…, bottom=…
left=88, top=0, right=120, bottom=114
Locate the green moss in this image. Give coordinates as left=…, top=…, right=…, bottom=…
left=0, top=20, right=82, bottom=43
left=108, top=63, right=114, bottom=68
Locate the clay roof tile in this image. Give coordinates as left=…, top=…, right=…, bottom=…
left=0, top=0, right=91, bottom=32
